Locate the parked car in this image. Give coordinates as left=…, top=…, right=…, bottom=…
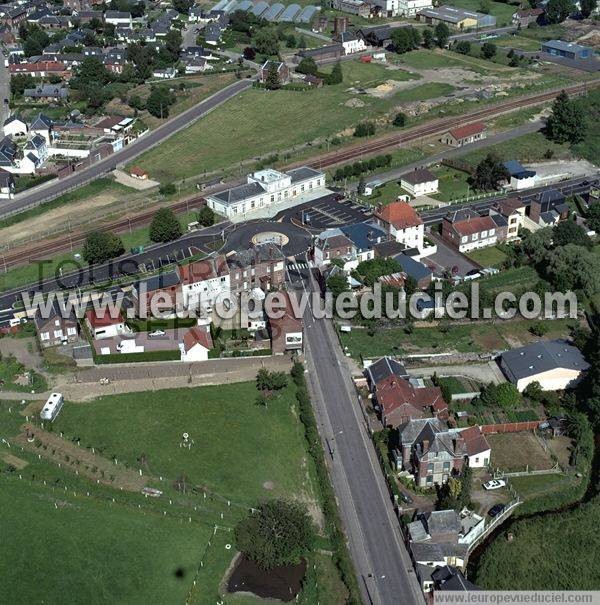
left=400, top=492, right=413, bottom=504
left=488, top=504, right=506, bottom=517
left=148, top=329, right=166, bottom=338
left=483, top=479, right=506, bottom=490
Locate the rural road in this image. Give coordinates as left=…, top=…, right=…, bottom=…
left=0, top=78, right=253, bottom=219
left=288, top=262, right=424, bottom=605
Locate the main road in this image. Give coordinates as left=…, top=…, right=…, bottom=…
left=288, top=263, right=424, bottom=605
left=0, top=78, right=253, bottom=219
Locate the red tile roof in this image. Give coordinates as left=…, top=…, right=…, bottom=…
left=183, top=326, right=213, bottom=352
left=448, top=121, right=486, bottom=140
left=375, top=201, right=423, bottom=229
left=130, top=166, right=148, bottom=177
left=178, top=256, right=227, bottom=285
left=374, top=375, right=443, bottom=421
left=460, top=426, right=491, bottom=457
left=451, top=214, right=497, bottom=237
left=86, top=308, right=124, bottom=328
left=9, top=61, right=67, bottom=73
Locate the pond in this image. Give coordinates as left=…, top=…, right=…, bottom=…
left=227, top=555, right=307, bottom=602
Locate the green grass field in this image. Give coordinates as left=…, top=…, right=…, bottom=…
left=0, top=476, right=212, bottom=605
left=52, top=382, right=317, bottom=506
left=396, top=49, right=509, bottom=74
left=466, top=246, right=508, bottom=268
left=451, top=0, right=517, bottom=25
left=432, top=166, right=472, bottom=202
left=494, top=34, right=542, bottom=52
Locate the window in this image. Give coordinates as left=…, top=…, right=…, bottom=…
left=461, top=236, right=468, bottom=243
left=472, top=233, right=478, bottom=241
left=40, top=331, right=50, bottom=341
left=489, top=229, right=495, bottom=236
left=54, top=319, right=60, bottom=327
left=67, top=327, right=77, bottom=336
left=443, top=461, right=450, bottom=471
left=251, top=200, right=255, bottom=209
left=270, top=195, right=275, bottom=202
left=481, top=230, right=487, bottom=238
left=53, top=330, right=63, bottom=339
left=426, top=475, right=433, bottom=485
left=427, top=463, right=434, bottom=472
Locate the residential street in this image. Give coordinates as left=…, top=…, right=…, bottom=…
left=0, top=54, right=9, bottom=126
left=289, top=264, right=423, bottom=605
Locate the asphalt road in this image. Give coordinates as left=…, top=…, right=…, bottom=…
left=0, top=55, right=9, bottom=126
left=0, top=78, right=253, bottom=219
left=288, top=263, right=423, bottom=605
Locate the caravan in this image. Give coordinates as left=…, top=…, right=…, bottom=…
left=40, top=393, right=64, bottom=421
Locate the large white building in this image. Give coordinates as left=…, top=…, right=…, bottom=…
left=373, top=201, right=425, bottom=252
left=400, top=168, right=439, bottom=197
left=206, top=167, right=326, bottom=219
left=398, top=0, right=433, bottom=17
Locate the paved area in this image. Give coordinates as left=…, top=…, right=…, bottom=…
left=0, top=337, right=43, bottom=370
left=423, top=233, right=478, bottom=277
left=527, top=160, right=600, bottom=184
left=91, top=329, right=182, bottom=355
left=112, top=169, right=160, bottom=190
left=0, top=55, right=9, bottom=126
left=407, top=362, right=506, bottom=385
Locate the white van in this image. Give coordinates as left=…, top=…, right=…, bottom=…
left=40, top=393, right=64, bottom=422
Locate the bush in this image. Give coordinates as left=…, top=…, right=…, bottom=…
left=354, top=121, right=375, bottom=137
left=159, top=182, right=176, bottom=196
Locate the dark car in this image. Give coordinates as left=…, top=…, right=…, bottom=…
left=400, top=492, right=413, bottom=504
left=488, top=504, right=505, bottom=518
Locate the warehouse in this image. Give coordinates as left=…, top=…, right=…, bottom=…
left=541, top=40, right=593, bottom=61
left=417, top=6, right=496, bottom=29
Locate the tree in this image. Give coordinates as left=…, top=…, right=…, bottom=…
left=529, top=322, right=549, bottom=337
left=197, top=205, right=215, bottom=227
left=480, top=382, right=522, bottom=409
left=422, top=28, right=435, bottom=49
left=355, top=258, right=401, bottom=286
left=173, top=0, right=193, bottom=12
left=235, top=499, right=315, bottom=569
left=146, top=87, right=174, bottom=118
left=71, top=56, right=112, bottom=88
left=82, top=231, right=124, bottom=264
left=479, top=0, right=492, bottom=12
left=253, top=28, right=279, bottom=56
left=285, top=34, right=296, bottom=48
left=521, top=227, right=553, bottom=264
left=243, top=46, right=256, bottom=60
left=23, top=29, right=50, bottom=57
left=553, top=220, right=591, bottom=248
left=10, top=74, right=35, bottom=97
left=523, top=381, right=544, bottom=401
left=455, top=40, right=471, bottom=55
left=580, top=0, right=597, bottom=17
left=546, top=90, right=587, bottom=145
left=159, top=182, right=176, bottom=196
left=470, top=153, right=509, bottom=191
left=393, top=112, right=407, bottom=127
left=327, top=61, right=343, bottom=84
left=435, top=22, right=450, bottom=48
left=149, top=208, right=182, bottom=243
left=546, top=0, right=574, bottom=23
left=391, top=26, right=420, bottom=54
left=585, top=203, right=600, bottom=234
left=543, top=244, right=600, bottom=297
left=481, top=42, right=497, bottom=59
left=357, top=176, right=366, bottom=195
left=353, top=121, right=375, bottom=137
left=265, top=61, right=281, bottom=90
left=256, top=368, right=288, bottom=393
left=327, top=274, right=348, bottom=298
left=295, top=56, right=318, bottom=75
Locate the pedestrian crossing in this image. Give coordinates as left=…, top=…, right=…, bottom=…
left=287, top=261, right=310, bottom=271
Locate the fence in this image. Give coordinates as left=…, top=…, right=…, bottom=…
left=480, top=420, right=541, bottom=434
left=496, top=463, right=563, bottom=479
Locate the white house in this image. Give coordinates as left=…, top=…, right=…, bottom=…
left=400, top=168, right=439, bottom=197
left=3, top=115, right=27, bottom=138
left=398, top=0, right=433, bottom=17
left=206, top=166, right=326, bottom=219
left=499, top=340, right=590, bottom=392
left=85, top=309, right=127, bottom=340
left=504, top=160, right=537, bottom=191
left=373, top=201, right=425, bottom=252
left=178, top=255, right=230, bottom=310
left=459, top=426, right=491, bottom=468
left=104, top=10, right=133, bottom=26
left=372, top=0, right=401, bottom=16
left=29, top=113, right=53, bottom=145
left=180, top=325, right=213, bottom=362
left=339, top=32, right=367, bottom=54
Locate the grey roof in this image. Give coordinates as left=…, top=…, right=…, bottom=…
left=288, top=166, right=323, bottom=183
left=295, top=5, right=318, bottom=22
left=501, top=339, right=589, bottom=382
left=538, top=188, right=565, bottom=206
left=24, top=84, right=69, bottom=99
left=398, top=417, right=445, bottom=446
left=424, top=510, right=461, bottom=536
left=408, top=519, right=429, bottom=542
left=418, top=5, right=495, bottom=25
left=26, top=134, right=46, bottom=150
left=3, top=115, right=25, bottom=126
left=30, top=113, right=52, bottom=130
left=105, top=11, right=131, bottom=18
left=278, top=3, right=301, bottom=21
left=135, top=270, right=180, bottom=292
left=431, top=565, right=480, bottom=591
left=227, top=243, right=285, bottom=269
left=394, top=253, right=433, bottom=282
left=542, top=39, right=591, bottom=54
left=234, top=0, right=253, bottom=10
left=251, top=1, right=269, bottom=16
left=365, top=356, right=408, bottom=385
left=263, top=2, right=285, bottom=21
left=212, top=181, right=266, bottom=206
left=401, top=168, right=437, bottom=185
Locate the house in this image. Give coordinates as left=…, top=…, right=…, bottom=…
left=431, top=565, right=480, bottom=592
left=206, top=167, right=326, bottom=219
left=458, top=425, right=490, bottom=468
left=340, top=222, right=387, bottom=263
left=365, top=356, right=408, bottom=386
left=357, top=25, right=395, bottom=47
left=29, top=113, right=53, bottom=144
left=0, top=169, right=14, bottom=198
left=303, top=73, right=324, bottom=87
left=417, top=6, right=496, bottom=29
left=258, top=60, right=290, bottom=85
left=34, top=300, right=78, bottom=348
left=24, top=84, right=69, bottom=101
left=104, top=10, right=133, bottom=27
left=296, top=44, right=344, bottom=63
left=400, top=168, right=439, bottom=198
left=132, top=270, right=181, bottom=316
left=541, top=40, right=592, bottom=61
left=441, top=208, right=499, bottom=252
left=0, top=136, right=17, bottom=169
left=512, top=7, right=544, bottom=27
left=336, top=31, right=367, bottom=55
left=398, top=0, right=433, bottom=17
left=180, top=325, right=213, bottom=362
left=178, top=255, right=230, bottom=309
left=85, top=308, right=126, bottom=340
left=394, top=253, right=433, bottom=288
left=528, top=188, right=567, bottom=224
left=268, top=291, right=303, bottom=354
left=373, top=201, right=425, bottom=251
left=499, top=339, right=590, bottom=392
left=503, top=160, right=536, bottom=191
left=314, top=230, right=357, bottom=268
left=3, top=115, right=27, bottom=138
left=8, top=61, right=69, bottom=78
left=227, top=244, right=285, bottom=293
left=494, top=197, right=525, bottom=240
left=395, top=418, right=467, bottom=487
left=129, top=166, right=148, bottom=180
left=441, top=122, right=487, bottom=147
left=332, top=0, right=371, bottom=18
left=370, top=374, right=447, bottom=427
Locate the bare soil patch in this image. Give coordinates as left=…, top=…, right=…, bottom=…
left=487, top=432, right=555, bottom=472
left=2, top=453, right=28, bottom=469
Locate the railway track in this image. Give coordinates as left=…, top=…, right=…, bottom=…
left=1, top=80, right=598, bottom=273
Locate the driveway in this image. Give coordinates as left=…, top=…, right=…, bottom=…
left=407, top=362, right=506, bottom=385
left=422, top=234, right=478, bottom=277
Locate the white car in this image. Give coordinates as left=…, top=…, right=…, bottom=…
left=148, top=329, right=166, bottom=338
left=483, top=479, right=506, bottom=491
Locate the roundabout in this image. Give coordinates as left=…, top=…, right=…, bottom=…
left=221, top=220, right=312, bottom=258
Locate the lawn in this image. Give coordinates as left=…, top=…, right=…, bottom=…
left=396, top=49, right=508, bottom=74
left=451, top=0, right=517, bottom=25
left=508, top=472, right=577, bottom=500
left=51, top=382, right=318, bottom=507
left=466, top=246, right=508, bottom=268
left=431, top=166, right=472, bottom=202
left=487, top=432, right=556, bottom=472
left=494, top=34, right=542, bottom=52
left=0, top=476, right=212, bottom=605
left=133, top=62, right=450, bottom=182
left=320, top=58, right=421, bottom=86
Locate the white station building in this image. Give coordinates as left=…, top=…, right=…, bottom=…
left=205, top=166, right=327, bottom=219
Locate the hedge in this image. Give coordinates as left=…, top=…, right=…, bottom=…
left=95, top=349, right=181, bottom=364
left=290, top=361, right=362, bottom=605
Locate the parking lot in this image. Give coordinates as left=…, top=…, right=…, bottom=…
left=92, top=329, right=182, bottom=356
left=277, top=193, right=373, bottom=231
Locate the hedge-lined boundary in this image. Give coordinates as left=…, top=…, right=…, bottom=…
left=95, top=349, right=181, bottom=364
left=290, top=361, right=362, bottom=605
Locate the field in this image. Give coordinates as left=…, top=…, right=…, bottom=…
left=395, top=49, right=509, bottom=74
left=486, top=432, right=557, bottom=472
left=494, top=34, right=542, bottom=52
left=466, top=246, right=508, bottom=268
left=451, top=0, right=517, bottom=25
left=431, top=166, right=472, bottom=202
left=338, top=317, right=575, bottom=359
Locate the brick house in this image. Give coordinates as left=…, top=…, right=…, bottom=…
left=373, top=201, right=424, bottom=251
left=441, top=208, right=500, bottom=252
left=268, top=291, right=303, bottom=354
left=258, top=60, right=290, bottom=85
left=34, top=301, right=78, bottom=348
left=132, top=270, right=181, bottom=316
left=313, top=231, right=356, bottom=267
left=226, top=244, right=285, bottom=294
left=512, top=7, right=544, bottom=27
left=441, top=122, right=486, bottom=148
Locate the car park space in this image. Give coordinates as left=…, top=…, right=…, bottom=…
left=91, top=328, right=182, bottom=356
